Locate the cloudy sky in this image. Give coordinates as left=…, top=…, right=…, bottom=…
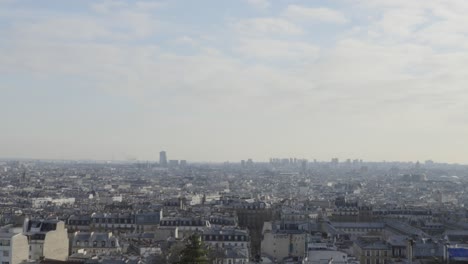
left=1, top=0, right=468, bottom=163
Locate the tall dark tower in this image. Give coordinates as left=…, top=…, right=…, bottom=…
left=159, top=151, right=168, bottom=167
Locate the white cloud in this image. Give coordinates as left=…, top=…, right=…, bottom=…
left=233, top=17, right=303, bottom=36
left=236, top=38, right=320, bottom=61
left=245, top=0, right=270, bottom=9
left=135, top=1, right=164, bottom=10
left=4, top=6, right=159, bottom=43
left=90, top=0, right=127, bottom=13
left=357, top=0, right=468, bottom=48
left=376, top=8, right=427, bottom=38
left=3, top=0, right=468, bottom=162
left=283, top=5, right=348, bottom=24
left=174, top=36, right=197, bottom=46
left=11, top=16, right=118, bottom=41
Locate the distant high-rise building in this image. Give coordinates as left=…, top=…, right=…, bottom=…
left=301, top=159, right=308, bottom=173
left=159, top=151, right=167, bottom=167
left=425, top=160, right=434, bottom=166
left=169, top=160, right=179, bottom=167
left=180, top=160, right=187, bottom=167
left=331, top=158, right=339, bottom=165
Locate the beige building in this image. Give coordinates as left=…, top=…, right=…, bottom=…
left=353, top=236, right=391, bottom=264
left=24, top=219, right=69, bottom=261
left=0, top=225, right=28, bottom=264
left=261, top=222, right=308, bottom=262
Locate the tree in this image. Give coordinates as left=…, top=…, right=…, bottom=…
left=167, top=240, right=186, bottom=264
left=178, top=234, right=209, bottom=264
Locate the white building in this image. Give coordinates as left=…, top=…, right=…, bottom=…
left=202, top=228, right=250, bottom=264
left=261, top=222, right=309, bottom=262
left=159, top=217, right=210, bottom=238
left=31, top=198, right=75, bottom=208
left=71, top=232, right=121, bottom=255
left=305, top=243, right=348, bottom=264
left=202, top=227, right=250, bottom=250
left=52, top=198, right=75, bottom=206
left=24, top=219, right=69, bottom=261
left=31, top=198, right=52, bottom=209
left=0, top=225, right=28, bottom=264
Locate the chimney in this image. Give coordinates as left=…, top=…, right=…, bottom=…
left=407, top=239, right=414, bottom=264
left=23, top=217, right=29, bottom=233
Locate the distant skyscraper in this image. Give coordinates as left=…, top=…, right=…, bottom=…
left=169, top=160, right=179, bottom=167
left=331, top=158, right=339, bottom=165
left=159, top=151, right=167, bottom=167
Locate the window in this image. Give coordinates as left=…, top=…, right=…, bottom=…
left=366, top=259, right=370, bottom=264
left=85, top=240, right=89, bottom=246
left=93, top=241, right=97, bottom=247
left=3, top=251, right=9, bottom=257
left=366, top=251, right=370, bottom=256
left=3, top=261, right=10, bottom=264
left=101, top=241, right=106, bottom=247
left=76, top=240, right=80, bottom=246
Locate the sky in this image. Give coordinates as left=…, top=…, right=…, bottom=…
left=1, top=0, right=468, bottom=163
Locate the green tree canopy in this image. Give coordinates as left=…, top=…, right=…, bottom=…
left=178, top=234, right=209, bottom=264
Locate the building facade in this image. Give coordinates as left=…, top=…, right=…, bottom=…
left=24, top=219, right=69, bottom=261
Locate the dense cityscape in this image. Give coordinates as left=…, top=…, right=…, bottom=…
left=3, top=0, right=468, bottom=263
left=0, top=151, right=468, bottom=263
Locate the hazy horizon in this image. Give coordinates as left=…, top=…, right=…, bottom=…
left=1, top=0, right=468, bottom=163
left=0, top=155, right=461, bottom=166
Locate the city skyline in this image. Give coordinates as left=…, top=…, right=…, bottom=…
left=1, top=0, right=468, bottom=163
left=0, top=151, right=453, bottom=166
